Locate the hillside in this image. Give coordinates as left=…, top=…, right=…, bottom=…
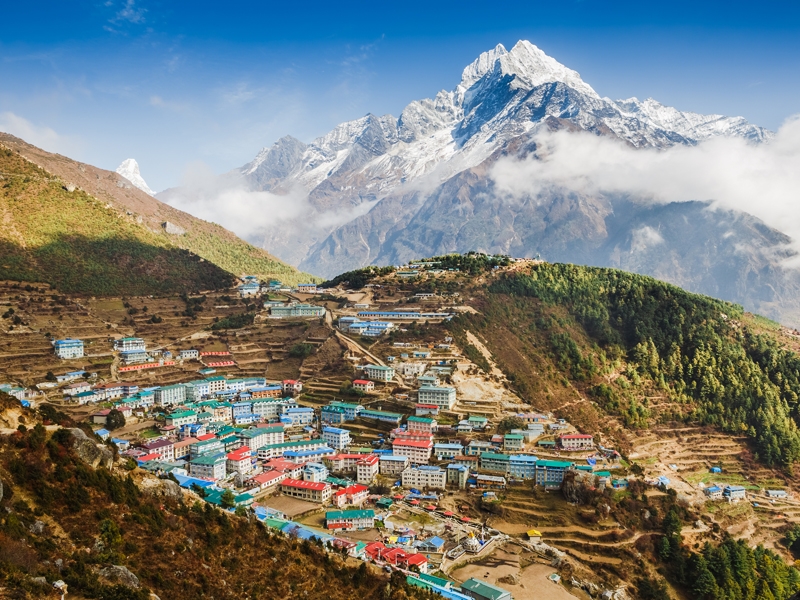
left=0, top=146, right=237, bottom=295
left=0, top=133, right=314, bottom=288
left=0, top=398, right=425, bottom=600
left=444, top=261, right=800, bottom=468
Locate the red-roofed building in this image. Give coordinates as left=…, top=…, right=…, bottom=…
left=332, top=484, right=370, bottom=508
left=280, top=478, right=332, bottom=503
left=392, top=438, right=433, bottom=465
left=560, top=433, right=594, bottom=450
left=415, top=404, right=440, bottom=417
left=263, top=458, right=303, bottom=479
left=197, top=433, right=216, bottom=442
left=92, top=409, right=111, bottom=424
left=282, top=380, right=303, bottom=395
left=324, top=453, right=370, bottom=472
left=226, top=447, right=254, bottom=475
left=380, top=548, right=428, bottom=573
left=137, top=452, right=161, bottom=464
left=247, top=470, right=286, bottom=492
left=392, top=430, right=434, bottom=443
left=352, top=380, right=375, bottom=393
left=356, top=454, right=379, bottom=484
left=364, top=541, right=387, bottom=562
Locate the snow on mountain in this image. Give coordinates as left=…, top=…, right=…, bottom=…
left=213, top=38, right=785, bottom=317
left=116, top=159, right=154, bottom=195
left=240, top=40, right=769, bottom=210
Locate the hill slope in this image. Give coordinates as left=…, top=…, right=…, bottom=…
left=0, top=146, right=236, bottom=295
left=0, top=133, right=314, bottom=288
left=0, top=401, right=425, bottom=600
left=353, top=256, right=800, bottom=468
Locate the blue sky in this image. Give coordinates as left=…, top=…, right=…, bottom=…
left=1, top=0, right=798, bottom=191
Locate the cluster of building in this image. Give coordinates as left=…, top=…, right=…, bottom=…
left=237, top=276, right=320, bottom=299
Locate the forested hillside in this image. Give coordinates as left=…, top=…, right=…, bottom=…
left=449, top=262, right=800, bottom=468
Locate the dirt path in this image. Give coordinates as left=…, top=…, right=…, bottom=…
left=465, top=330, right=505, bottom=378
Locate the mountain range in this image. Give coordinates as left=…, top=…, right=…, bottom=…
left=160, top=40, right=800, bottom=324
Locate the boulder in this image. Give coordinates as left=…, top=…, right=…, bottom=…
left=99, top=565, right=140, bottom=589
left=140, top=477, right=184, bottom=502
left=29, top=520, right=45, bottom=535
left=498, top=573, right=520, bottom=585
left=70, top=428, right=114, bottom=469
left=161, top=221, right=186, bottom=235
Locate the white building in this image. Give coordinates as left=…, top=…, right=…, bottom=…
left=54, top=339, right=84, bottom=359
left=154, top=384, right=186, bottom=407
left=356, top=454, right=380, bottom=484
left=559, top=434, right=594, bottom=450
left=238, top=426, right=284, bottom=450
left=401, top=466, right=446, bottom=490
left=364, top=364, right=395, bottom=382
left=380, top=454, right=410, bottom=476
left=189, top=454, right=227, bottom=481
left=392, top=439, right=433, bottom=465
left=417, top=386, right=457, bottom=410
left=114, top=337, right=146, bottom=352
left=322, top=426, right=352, bottom=450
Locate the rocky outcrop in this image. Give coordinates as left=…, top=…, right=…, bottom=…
left=139, top=477, right=184, bottom=502
left=98, top=565, right=140, bottom=589
left=69, top=428, right=114, bottom=469
left=162, top=221, right=186, bottom=235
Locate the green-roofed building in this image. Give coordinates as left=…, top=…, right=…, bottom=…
left=535, top=459, right=574, bottom=488
left=325, top=509, right=375, bottom=531
left=460, top=577, right=512, bottom=600
left=480, top=452, right=511, bottom=474
left=359, top=409, right=402, bottom=425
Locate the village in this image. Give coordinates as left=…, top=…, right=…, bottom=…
left=1, top=268, right=798, bottom=600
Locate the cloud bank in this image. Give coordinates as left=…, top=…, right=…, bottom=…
left=162, top=162, right=378, bottom=249
left=0, top=112, right=77, bottom=156
left=491, top=115, right=800, bottom=256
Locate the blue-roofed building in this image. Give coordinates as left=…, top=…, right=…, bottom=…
left=283, top=407, right=315, bottom=427
left=416, top=536, right=446, bottom=552
left=434, top=443, right=463, bottom=460
left=95, top=428, right=110, bottom=440
left=446, top=463, right=469, bottom=489
left=323, top=426, right=352, bottom=450
left=284, top=447, right=335, bottom=464
left=54, top=338, right=84, bottom=359
left=723, top=485, right=746, bottom=502
left=509, top=454, right=538, bottom=479
left=705, top=485, right=723, bottom=500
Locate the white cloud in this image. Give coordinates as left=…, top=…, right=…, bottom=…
left=112, top=0, right=146, bottom=24
left=0, top=111, right=76, bottom=155
left=490, top=116, right=800, bottom=257
left=162, top=162, right=381, bottom=248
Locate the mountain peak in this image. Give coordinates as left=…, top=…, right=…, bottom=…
left=116, top=158, right=154, bottom=195
left=499, top=40, right=599, bottom=97
left=459, top=43, right=508, bottom=88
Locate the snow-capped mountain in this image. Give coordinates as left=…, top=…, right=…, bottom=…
left=116, top=159, right=154, bottom=195
left=161, top=40, right=800, bottom=323
left=241, top=41, right=769, bottom=208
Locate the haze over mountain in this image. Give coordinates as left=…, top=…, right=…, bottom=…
left=159, top=40, right=800, bottom=324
